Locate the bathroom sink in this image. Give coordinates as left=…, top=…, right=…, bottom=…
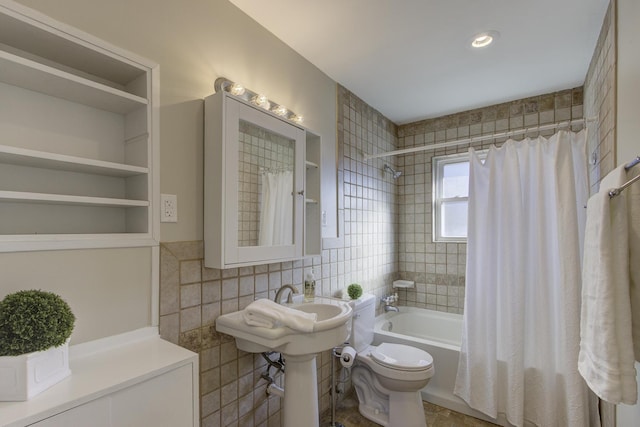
left=215, top=299, right=352, bottom=355
left=215, top=297, right=352, bottom=427
left=292, top=303, right=348, bottom=329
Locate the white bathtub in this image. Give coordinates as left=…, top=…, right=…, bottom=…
left=374, top=307, right=496, bottom=423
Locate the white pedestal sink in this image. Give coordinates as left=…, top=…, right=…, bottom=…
left=215, top=298, right=352, bottom=427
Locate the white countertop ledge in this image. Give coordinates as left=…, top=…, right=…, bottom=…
left=0, top=327, right=198, bottom=427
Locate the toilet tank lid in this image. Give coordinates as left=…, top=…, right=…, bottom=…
left=349, top=293, right=376, bottom=309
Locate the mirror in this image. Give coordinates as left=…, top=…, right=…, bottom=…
left=237, top=119, right=295, bottom=247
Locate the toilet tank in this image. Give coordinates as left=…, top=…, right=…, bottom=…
left=349, top=293, right=376, bottom=352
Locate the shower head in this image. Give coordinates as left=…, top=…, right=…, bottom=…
left=383, top=164, right=402, bottom=179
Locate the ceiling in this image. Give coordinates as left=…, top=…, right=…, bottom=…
left=229, top=0, right=610, bottom=125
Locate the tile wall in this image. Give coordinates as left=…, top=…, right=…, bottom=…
left=159, top=68, right=607, bottom=427
left=159, top=84, right=399, bottom=427
left=584, top=0, right=616, bottom=193
left=582, top=2, right=617, bottom=425
left=393, top=88, right=585, bottom=313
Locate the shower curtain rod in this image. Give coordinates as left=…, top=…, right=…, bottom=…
left=363, top=117, right=596, bottom=160
left=609, top=155, right=640, bottom=198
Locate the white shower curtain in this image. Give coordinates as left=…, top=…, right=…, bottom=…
left=259, top=171, right=293, bottom=246
left=454, top=130, right=600, bottom=426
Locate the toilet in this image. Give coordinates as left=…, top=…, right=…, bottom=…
left=348, top=294, right=434, bottom=427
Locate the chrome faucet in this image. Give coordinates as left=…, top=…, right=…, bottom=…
left=381, top=294, right=399, bottom=312
left=274, top=284, right=298, bottom=304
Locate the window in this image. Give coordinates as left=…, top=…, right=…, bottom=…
left=432, top=152, right=484, bottom=242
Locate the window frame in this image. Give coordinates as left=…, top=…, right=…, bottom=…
left=432, top=151, right=486, bottom=242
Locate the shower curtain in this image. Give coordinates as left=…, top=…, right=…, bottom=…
left=259, top=171, right=293, bottom=246
left=454, top=130, right=600, bottom=426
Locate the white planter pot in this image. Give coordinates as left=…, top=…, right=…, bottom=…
left=0, top=341, right=71, bottom=401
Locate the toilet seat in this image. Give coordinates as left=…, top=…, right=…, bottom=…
left=356, top=344, right=435, bottom=384
left=370, top=342, right=433, bottom=371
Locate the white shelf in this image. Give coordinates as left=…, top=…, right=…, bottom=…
left=0, top=191, right=149, bottom=208
left=0, top=3, right=158, bottom=251
left=304, top=130, right=321, bottom=256
left=0, top=234, right=156, bottom=253
left=0, top=144, right=149, bottom=177
left=0, top=50, right=148, bottom=114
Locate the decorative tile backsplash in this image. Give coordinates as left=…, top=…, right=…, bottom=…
left=160, top=242, right=319, bottom=427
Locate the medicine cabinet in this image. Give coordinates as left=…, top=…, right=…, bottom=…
left=0, top=2, right=159, bottom=252
left=204, top=91, right=321, bottom=269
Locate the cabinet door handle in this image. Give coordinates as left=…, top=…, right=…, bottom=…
left=297, top=190, right=305, bottom=196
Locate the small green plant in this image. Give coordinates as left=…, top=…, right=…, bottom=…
left=347, top=283, right=363, bottom=300
left=0, top=290, right=75, bottom=356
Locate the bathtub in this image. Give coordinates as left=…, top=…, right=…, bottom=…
left=374, top=307, right=497, bottom=424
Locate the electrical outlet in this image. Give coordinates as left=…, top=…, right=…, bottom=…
left=161, top=194, right=178, bottom=223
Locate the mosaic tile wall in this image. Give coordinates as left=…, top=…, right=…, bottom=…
left=584, top=0, right=616, bottom=194
left=392, top=88, right=585, bottom=313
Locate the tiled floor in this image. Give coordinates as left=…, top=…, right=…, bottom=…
left=320, top=393, right=499, bottom=427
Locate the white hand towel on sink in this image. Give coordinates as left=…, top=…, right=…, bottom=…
left=243, top=298, right=317, bottom=333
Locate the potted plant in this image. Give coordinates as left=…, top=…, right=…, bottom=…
left=347, top=283, right=363, bottom=300
left=0, top=290, right=75, bottom=401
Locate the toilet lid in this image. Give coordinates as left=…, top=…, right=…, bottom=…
left=370, top=343, right=433, bottom=371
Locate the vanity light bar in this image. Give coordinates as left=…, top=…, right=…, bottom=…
left=214, top=77, right=304, bottom=124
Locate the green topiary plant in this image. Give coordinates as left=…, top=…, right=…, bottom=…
left=0, top=290, right=75, bottom=357
left=347, top=283, right=363, bottom=300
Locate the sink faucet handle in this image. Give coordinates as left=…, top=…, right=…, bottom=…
left=288, top=285, right=299, bottom=303
left=274, top=284, right=298, bottom=304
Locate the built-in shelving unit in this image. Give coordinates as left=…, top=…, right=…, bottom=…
left=305, top=131, right=322, bottom=256
left=0, top=50, right=148, bottom=114
left=0, top=1, right=159, bottom=252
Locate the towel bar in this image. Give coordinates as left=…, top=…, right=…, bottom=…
left=609, top=155, right=640, bottom=198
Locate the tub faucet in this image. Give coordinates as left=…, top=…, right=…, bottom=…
left=381, top=294, right=399, bottom=312
left=274, top=284, right=298, bottom=304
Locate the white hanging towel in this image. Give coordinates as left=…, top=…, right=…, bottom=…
left=579, top=165, right=638, bottom=404
left=627, top=165, right=640, bottom=360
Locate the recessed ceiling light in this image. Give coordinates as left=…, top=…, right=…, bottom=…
left=471, top=31, right=500, bottom=48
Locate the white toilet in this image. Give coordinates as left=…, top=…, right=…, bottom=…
left=348, top=294, right=434, bottom=427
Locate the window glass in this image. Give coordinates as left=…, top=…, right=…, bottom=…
left=442, top=162, right=469, bottom=198
left=432, top=151, right=484, bottom=242
left=441, top=200, right=468, bottom=237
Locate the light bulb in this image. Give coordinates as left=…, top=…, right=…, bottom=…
left=273, top=105, right=288, bottom=117
left=291, top=114, right=304, bottom=124
left=472, top=35, right=492, bottom=48
left=470, top=31, right=499, bottom=48
left=252, top=94, right=271, bottom=110
left=229, top=82, right=245, bottom=96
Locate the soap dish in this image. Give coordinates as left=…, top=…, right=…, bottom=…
left=392, top=280, right=415, bottom=289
